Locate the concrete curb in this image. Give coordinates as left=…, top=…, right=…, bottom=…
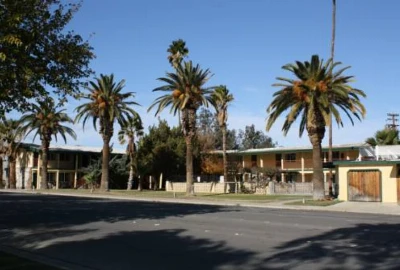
left=1, top=189, right=399, bottom=216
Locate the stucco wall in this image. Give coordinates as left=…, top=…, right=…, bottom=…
left=338, top=164, right=397, bottom=203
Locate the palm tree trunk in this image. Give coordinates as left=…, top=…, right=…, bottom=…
left=101, top=139, right=110, bottom=191
left=309, top=133, right=325, bottom=200
left=0, top=156, right=3, bottom=189
left=185, top=136, right=194, bottom=195
left=184, top=108, right=196, bottom=196
left=222, top=126, right=228, bottom=183
left=328, top=0, right=337, bottom=197
left=127, top=137, right=135, bottom=190
left=40, top=139, right=50, bottom=190
left=137, top=175, right=143, bottom=191
left=127, top=164, right=134, bottom=190
left=9, top=156, right=16, bottom=189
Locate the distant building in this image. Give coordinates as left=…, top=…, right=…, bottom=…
left=2, top=143, right=125, bottom=189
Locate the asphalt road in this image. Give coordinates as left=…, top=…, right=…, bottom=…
left=1, top=193, right=400, bottom=270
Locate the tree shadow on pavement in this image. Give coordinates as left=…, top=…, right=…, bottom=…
left=263, top=223, right=400, bottom=269
left=0, top=193, right=236, bottom=230
left=27, top=228, right=262, bottom=270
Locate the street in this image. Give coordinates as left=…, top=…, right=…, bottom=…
left=1, top=192, right=399, bottom=270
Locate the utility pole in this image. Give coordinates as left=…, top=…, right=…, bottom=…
left=386, top=113, right=399, bottom=130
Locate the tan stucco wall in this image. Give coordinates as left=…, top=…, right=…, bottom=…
left=338, top=164, right=398, bottom=203
left=258, top=153, right=276, bottom=168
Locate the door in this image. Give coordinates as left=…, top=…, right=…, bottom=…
left=348, top=170, right=381, bottom=202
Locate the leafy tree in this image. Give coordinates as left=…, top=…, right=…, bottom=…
left=149, top=61, right=214, bottom=195
left=137, top=120, right=186, bottom=190
left=266, top=55, right=366, bottom=200
left=0, top=0, right=94, bottom=117
left=0, top=119, right=24, bottom=189
left=167, top=39, right=189, bottom=69
left=197, top=108, right=238, bottom=150
left=82, top=154, right=128, bottom=192
left=211, top=85, right=234, bottom=182
left=239, top=124, right=276, bottom=149
left=75, top=74, right=140, bottom=191
left=118, top=114, right=144, bottom=190
left=366, top=128, right=399, bottom=146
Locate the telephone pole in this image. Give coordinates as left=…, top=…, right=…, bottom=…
left=386, top=113, right=399, bottom=130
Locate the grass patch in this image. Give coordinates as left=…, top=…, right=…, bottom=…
left=0, top=251, right=57, bottom=269
left=285, top=199, right=343, bottom=207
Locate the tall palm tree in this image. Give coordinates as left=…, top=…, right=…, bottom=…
left=118, top=114, right=144, bottom=190
left=211, top=85, right=234, bottom=183
left=328, top=0, right=337, bottom=196
left=167, top=39, right=189, bottom=69
left=266, top=55, right=366, bottom=200
left=0, top=119, right=24, bottom=189
left=366, top=129, right=399, bottom=146
left=75, top=74, right=140, bottom=191
left=149, top=61, right=214, bottom=195
left=19, top=100, right=76, bottom=190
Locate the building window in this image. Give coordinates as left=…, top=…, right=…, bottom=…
left=285, top=153, right=296, bottom=162
left=48, top=153, right=57, bottom=161
left=59, top=153, right=70, bottom=161
left=333, top=151, right=340, bottom=160
left=251, top=155, right=257, bottom=167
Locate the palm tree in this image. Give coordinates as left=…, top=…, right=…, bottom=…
left=75, top=74, right=140, bottom=191
left=0, top=119, right=24, bottom=189
left=149, top=61, right=214, bottom=195
left=167, top=39, right=189, bottom=69
left=266, top=55, right=366, bottom=200
left=366, top=129, right=399, bottom=146
left=211, top=85, right=234, bottom=184
left=118, top=114, right=144, bottom=190
left=19, top=100, right=76, bottom=190
left=328, top=0, right=337, bottom=197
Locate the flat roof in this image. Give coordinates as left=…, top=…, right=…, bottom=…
left=21, top=143, right=126, bottom=155
left=210, top=143, right=367, bottom=155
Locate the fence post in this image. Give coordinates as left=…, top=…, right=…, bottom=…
left=269, top=181, right=275, bottom=195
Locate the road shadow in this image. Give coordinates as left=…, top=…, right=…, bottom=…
left=25, top=228, right=261, bottom=270
left=0, top=193, right=236, bottom=230
left=263, top=223, right=400, bottom=269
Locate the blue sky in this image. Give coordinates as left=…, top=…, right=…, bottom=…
left=19, top=0, right=400, bottom=148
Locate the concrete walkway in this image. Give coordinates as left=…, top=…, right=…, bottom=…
left=1, top=189, right=399, bottom=216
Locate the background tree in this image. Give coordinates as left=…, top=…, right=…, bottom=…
left=239, top=124, right=276, bottom=149
left=366, top=128, right=399, bottom=146
left=118, top=115, right=144, bottom=190
left=211, top=85, right=234, bottom=182
left=137, top=120, right=186, bottom=190
left=19, top=100, right=76, bottom=190
left=266, top=55, right=366, bottom=200
left=196, top=108, right=238, bottom=151
left=0, top=0, right=94, bottom=118
left=149, top=62, right=214, bottom=195
left=167, top=39, right=189, bottom=69
left=75, top=74, right=140, bottom=191
left=0, top=119, right=24, bottom=189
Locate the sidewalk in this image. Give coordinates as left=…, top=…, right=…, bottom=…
left=1, top=189, right=399, bottom=216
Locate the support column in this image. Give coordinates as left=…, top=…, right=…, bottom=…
left=56, top=171, right=60, bottom=189
left=281, top=157, right=285, bottom=182
left=74, top=154, right=78, bottom=188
